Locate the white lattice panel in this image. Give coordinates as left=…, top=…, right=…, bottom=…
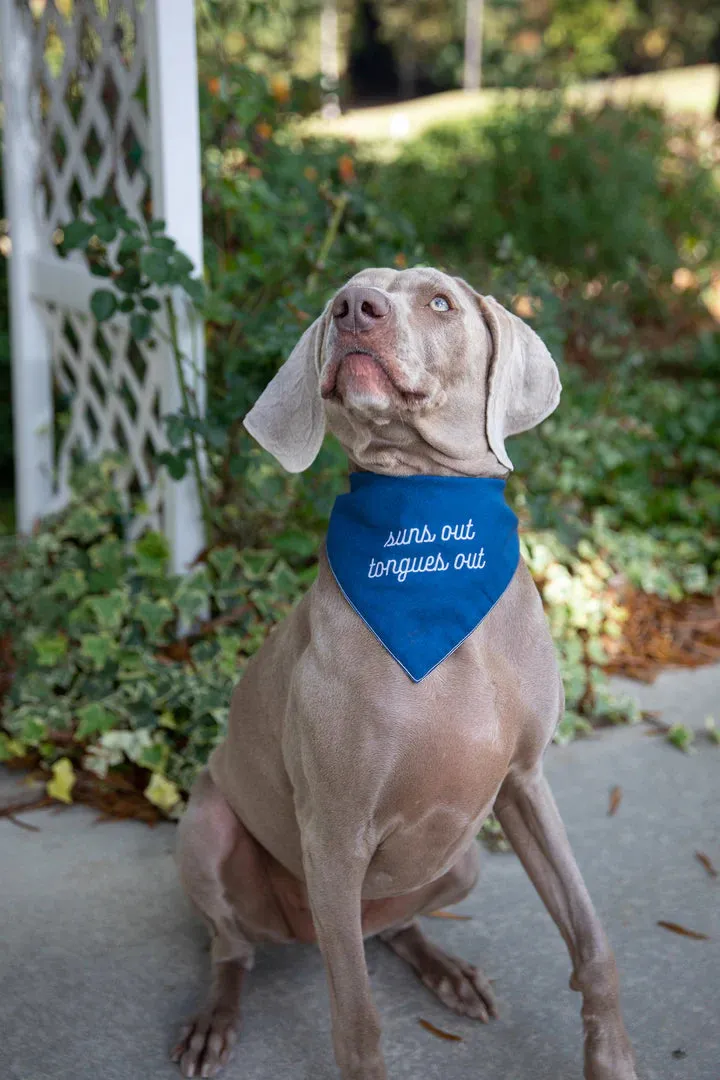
left=1, top=0, right=205, bottom=571
left=30, top=0, right=151, bottom=238
left=42, top=300, right=166, bottom=532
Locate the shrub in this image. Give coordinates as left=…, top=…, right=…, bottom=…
left=379, top=101, right=720, bottom=281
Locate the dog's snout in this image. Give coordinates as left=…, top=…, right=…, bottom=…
left=332, top=286, right=391, bottom=333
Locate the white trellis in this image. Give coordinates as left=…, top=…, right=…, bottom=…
left=0, top=0, right=205, bottom=573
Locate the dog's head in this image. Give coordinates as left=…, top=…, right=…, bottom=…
left=244, top=267, right=560, bottom=476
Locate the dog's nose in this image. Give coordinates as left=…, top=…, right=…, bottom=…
left=332, top=286, right=391, bottom=333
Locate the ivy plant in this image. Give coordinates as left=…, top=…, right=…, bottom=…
left=0, top=458, right=309, bottom=814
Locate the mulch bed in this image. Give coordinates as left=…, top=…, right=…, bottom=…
left=605, top=589, right=720, bottom=682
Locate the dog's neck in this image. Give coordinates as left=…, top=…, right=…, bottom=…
left=330, top=408, right=508, bottom=480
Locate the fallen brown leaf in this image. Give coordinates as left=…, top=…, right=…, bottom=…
left=607, top=785, right=623, bottom=816
left=5, top=814, right=41, bottom=832
left=418, top=1018, right=463, bottom=1042
left=657, top=920, right=710, bottom=941
left=427, top=910, right=473, bottom=921
left=0, top=795, right=54, bottom=818
left=695, top=851, right=718, bottom=878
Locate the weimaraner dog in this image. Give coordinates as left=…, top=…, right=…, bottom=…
left=172, top=267, right=637, bottom=1080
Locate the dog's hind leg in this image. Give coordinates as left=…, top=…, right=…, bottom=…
left=172, top=768, right=272, bottom=1079
left=379, top=841, right=497, bottom=1022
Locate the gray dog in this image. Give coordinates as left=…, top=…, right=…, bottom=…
left=172, top=267, right=637, bottom=1080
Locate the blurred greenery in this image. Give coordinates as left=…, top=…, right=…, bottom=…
left=193, top=0, right=720, bottom=100
left=1, top=1, right=720, bottom=811
left=378, top=101, right=720, bottom=280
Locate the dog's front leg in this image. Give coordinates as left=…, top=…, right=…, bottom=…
left=495, top=766, right=637, bottom=1080
left=302, top=834, right=386, bottom=1080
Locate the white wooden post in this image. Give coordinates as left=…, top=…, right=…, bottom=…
left=320, top=0, right=341, bottom=119
left=145, top=0, right=206, bottom=573
left=0, top=0, right=54, bottom=533
left=463, top=0, right=485, bottom=92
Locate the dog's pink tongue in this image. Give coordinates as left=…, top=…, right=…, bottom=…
left=337, top=353, right=393, bottom=402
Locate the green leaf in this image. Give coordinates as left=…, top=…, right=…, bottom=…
left=164, top=414, right=187, bottom=448
left=119, top=297, right=135, bottom=313
left=135, top=596, right=173, bottom=639
left=88, top=197, right=109, bottom=217
left=94, top=221, right=117, bottom=243
left=115, top=266, right=142, bottom=294
left=157, top=449, right=189, bottom=480
left=76, top=702, right=116, bottom=739
left=20, top=716, right=47, bottom=744
left=174, top=574, right=210, bottom=624
left=141, top=295, right=161, bottom=312
left=33, top=634, right=68, bottom=666
left=151, top=236, right=176, bottom=252
left=136, top=739, right=169, bottom=772
left=208, top=547, right=238, bottom=582
left=118, top=234, right=144, bottom=257
left=130, top=312, right=152, bottom=340
left=172, top=252, right=194, bottom=276
left=184, top=277, right=205, bottom=305
left=667, top=724, right=695, bottom=754
left=271, top=529, right=317, bottom=561
left=135, top=530, right=170, bottom=570
left=88, top=536, right=126, bottom=575
left=241, top=551, right=275, bottom=580
left=80, top=634, right=116, bottom=670
left=89, top=589, right=129, bottom=632
left=61, top=220, right=93, bottom=250
left=54, top=568, right=88, bottom=601
left=60, top=505, right=105, bottom=542
left=0, top=734, right=29, bottom=761
left=89, top=262, right=113, bottom=278
left=148, top=218, right=167, bottom=234
left=140, top=249, right=170, bottom=285
left=90, top=289, right=118, bottom=322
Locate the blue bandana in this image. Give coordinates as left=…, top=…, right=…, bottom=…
left=326, top=473, right=520, bottom=682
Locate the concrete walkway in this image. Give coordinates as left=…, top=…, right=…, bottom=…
left=1, top=666, right=719, bottom=1080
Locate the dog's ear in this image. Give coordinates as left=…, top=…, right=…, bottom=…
left=476, top=293, right=561, bottom=471
left=243, top=305, right=331, bottom=473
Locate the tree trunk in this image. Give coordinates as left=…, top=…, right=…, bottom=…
left=463, top=0, right=485, bottom=91
left=320, top=0, right=340, bottom=118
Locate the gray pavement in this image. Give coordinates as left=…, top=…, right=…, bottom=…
left=1, top=666, right=719, bottom=1080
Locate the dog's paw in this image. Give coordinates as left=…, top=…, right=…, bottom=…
left=419, top=953, right=497, bottom=1023
left=170, top=1009, right=238, bottom=1078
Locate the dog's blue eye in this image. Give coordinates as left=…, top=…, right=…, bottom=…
left=429, top=295, right=450, bottom=312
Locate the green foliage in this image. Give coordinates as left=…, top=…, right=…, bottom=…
left=510, top=356, right=720, bottom=601
left=380, top=101, right=720, bottom=280
left=0, top=459, right=308, bottom=810
left=541, top=0, right=638, bottom=81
